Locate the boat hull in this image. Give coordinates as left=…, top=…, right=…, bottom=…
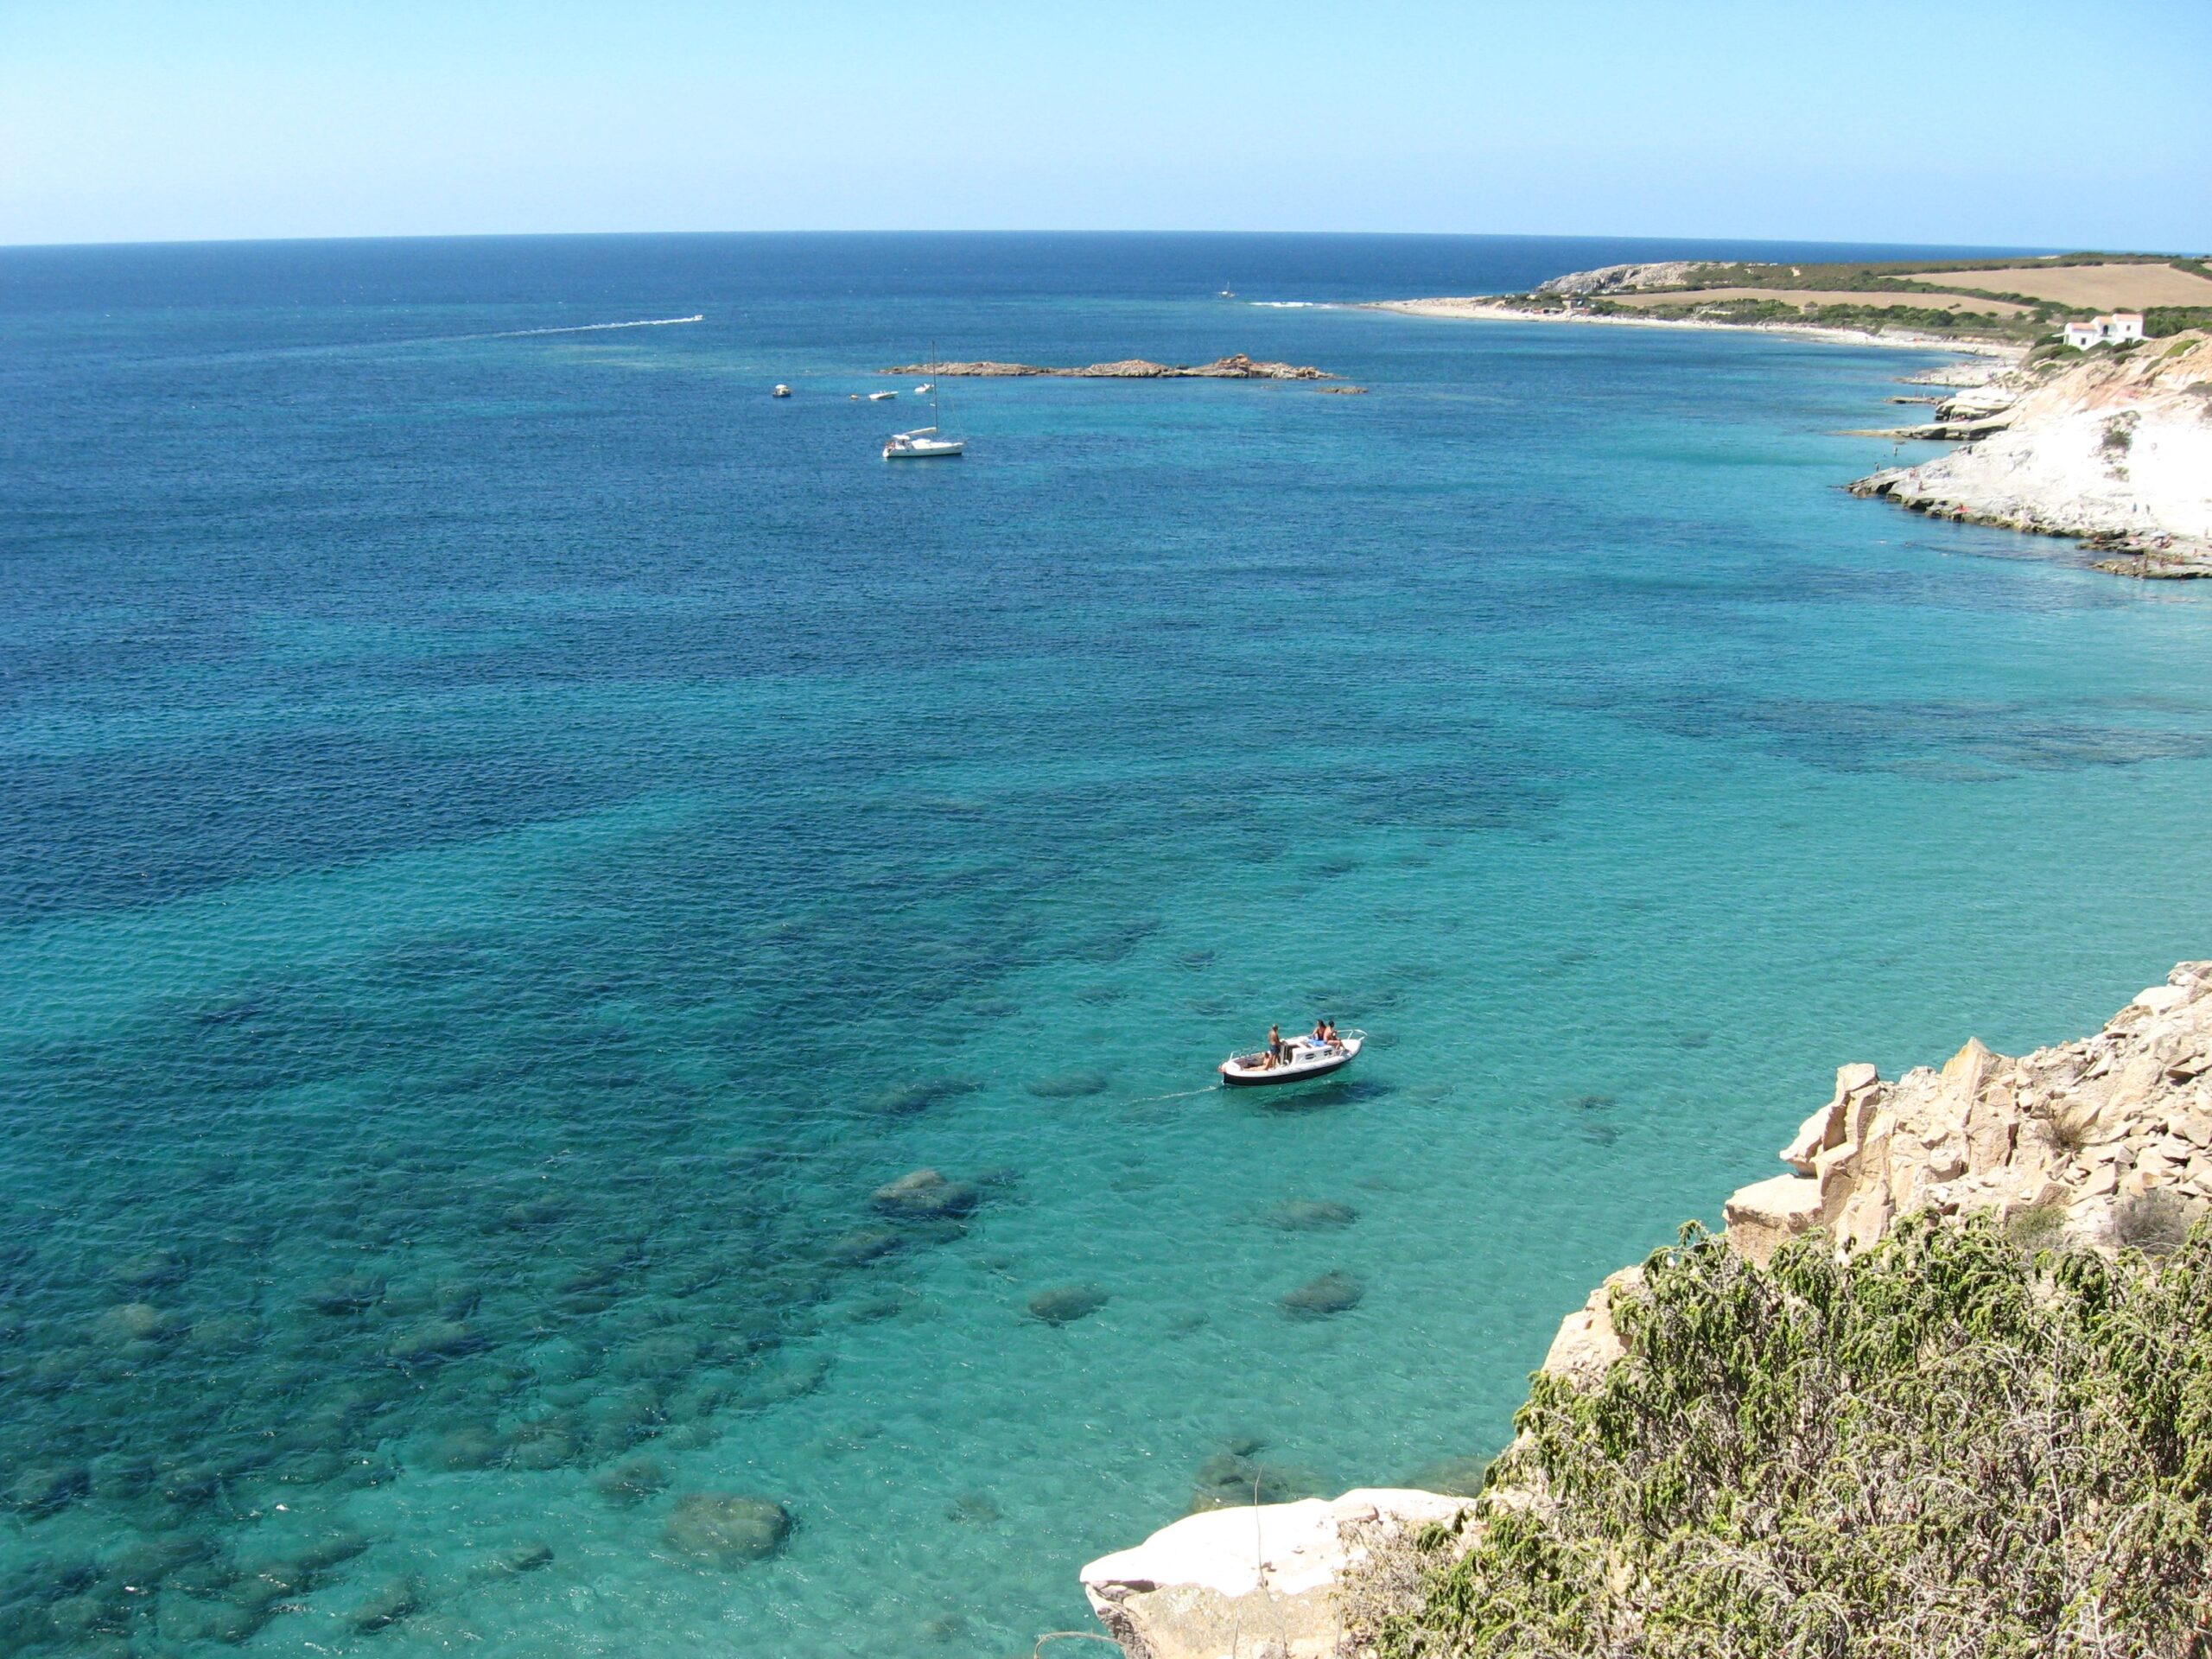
left=1218, top=1037, right=1362, bottom=1087
left=884, top=443, right=964, bottom=459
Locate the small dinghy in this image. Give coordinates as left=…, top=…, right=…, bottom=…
left=1219, top=1027, right=1364, bottom=1087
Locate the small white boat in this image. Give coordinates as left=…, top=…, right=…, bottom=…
left=883, top=426, right=964, bottom=460
left=884, top=344, right=964, bottom=459
left=914, top=382, right=934, bottom=394
left=1219, top=1028, right=1364, bottom=1087
left=868, top=390, right=899, bottom=402
left=772, top=384, right=791, bottom=397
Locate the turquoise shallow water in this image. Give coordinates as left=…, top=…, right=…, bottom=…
left=5, top=232, right=2212, bottom=1656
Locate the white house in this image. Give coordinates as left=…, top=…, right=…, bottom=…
left=2063, top=312, right=2146, bottom=349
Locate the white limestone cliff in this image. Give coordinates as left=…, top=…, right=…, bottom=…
left=1852, top=334, right=2212, bottom=565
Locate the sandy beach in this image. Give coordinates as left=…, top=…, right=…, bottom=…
left=1363, top=296, right=2024, bottom=357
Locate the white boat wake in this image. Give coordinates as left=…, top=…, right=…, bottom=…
left=480, top=315, right=704, bottom=339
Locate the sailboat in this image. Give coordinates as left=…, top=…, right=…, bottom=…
left=883, top=345, right=964, bottom=459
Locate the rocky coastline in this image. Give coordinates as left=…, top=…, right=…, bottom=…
left=1077, top=963, right=2212, bottom=1657
left=1369, top=266, right=2212, bottom=575
left=1847, top=332, right=2212, bottom=575
left=883, top=353, right=1333, bottom=380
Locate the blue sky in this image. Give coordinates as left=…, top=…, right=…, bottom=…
left=3, top=0, right=2206, bottom=249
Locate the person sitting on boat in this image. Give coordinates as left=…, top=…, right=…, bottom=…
left=1311, top=1019, right=1329, bottom=1045
left=1319, top=1019, right=1341, bottom=1049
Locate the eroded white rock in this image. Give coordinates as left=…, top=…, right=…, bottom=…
left=1079, top=1489, right=1470, bottom=1659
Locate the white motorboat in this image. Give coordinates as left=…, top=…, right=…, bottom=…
left=1218, top=1028, right=1364, bottom=1087
left=772, top=384, right=791, bottom=397
left=914, top=382, right=934, bottom=394
left=868, top=390, right=899, bottom=402
left=883, top=426, right=964, bottom=460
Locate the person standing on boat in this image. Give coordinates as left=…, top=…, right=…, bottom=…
left=1268, top=1023, right=1284, bottom=1064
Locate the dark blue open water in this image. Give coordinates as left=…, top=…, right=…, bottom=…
left=5, top=232, right=2210, bottom=1656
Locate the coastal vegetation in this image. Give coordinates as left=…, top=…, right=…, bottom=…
left=1500, top=254, right=2212, bottom=345
left=1348, top=1213, right=2212, bottom=1658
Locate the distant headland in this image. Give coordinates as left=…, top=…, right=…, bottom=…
left=1373, top=253, right=2212, bottom=576
left=1369, top=251, right=2212, bottom=350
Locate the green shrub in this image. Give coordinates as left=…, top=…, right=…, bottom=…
left=2004, top=1201, right=2067, bottom=1253
left=1356, top=1214, right=2212, bottom=1658
left=2145, top=308, right=2212, bottom=337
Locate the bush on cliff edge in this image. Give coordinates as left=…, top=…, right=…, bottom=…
left=1355, top=1214, right=2212, bottom=1657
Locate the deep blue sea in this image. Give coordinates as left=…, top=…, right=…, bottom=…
left=6, top=231, right=2212, bottom=1658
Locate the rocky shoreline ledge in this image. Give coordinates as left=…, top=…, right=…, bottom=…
left=1847, top=332, right=2212, bottom=575
left=1077, top=964, right=2212, bottom=1657
left=883, top=353, right=1333, bottom=380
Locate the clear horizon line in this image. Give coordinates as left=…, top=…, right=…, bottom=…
left=0, top=226, right=2133, bottom=257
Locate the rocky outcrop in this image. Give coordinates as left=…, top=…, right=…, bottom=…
left=1720, top=963, right=2212, bottom=1265
left=1532, top=261, right=1709, bottom=296
left=1076, top=963, right=2212, bottom=1659
left=883, top=354, right=1333, bottom=380
left=1078, top=1490, right=1470, bottom=1659
left=1851, top=333, right=2212, bottom=557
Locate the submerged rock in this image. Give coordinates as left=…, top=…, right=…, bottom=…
left=1265, top=1198, right=1358, bottom=1231
left=732, top=1351, right=831, bottom=1412
left=867, top=1076, right=982, bottom=1116
left=385, top=1319, right=483, bottom=1365
left=662, top=1494, right=792, bottom=1567
left=1187, top=1451, right=1323, bottom=1513
left=301, top=1273, right=385, bottom=1316
left=419, top=1425, right=503, bottom=1472
left=156, top=1590, right=274, bottom=1647
left=296, top=1530, right=372, bottom=1574
left=480, top=1540, right=554, bottom=1577
left=613, top=1332, right=702, bottom=1380
left=346, top=1574, right=422, bottom=1634
left=107, top=1249, right=189, bottom=1291
left=499, top=1194, right=568, bottom=1230
left=870, top=1169, right=982, bottom=1221
left=89, top=1455, right=156, bottom=1503
left=1401, top=1454, right=1491, bottom=1497
left=825, top=1225, right=906, bottom=1267
left=109, top=1531, right=228, bottom=1593
left=1279, top=1270, right=1364, bottom=1319
left=1026, top=1071, right=1110, bottom=1099
left=89, top=1302, right=175, bottom=1345
left=505, top=1414, right=582, bottom=1471
left=945, top=1492, right=1002, bottom=1526
left=593, top=1456, right=669, bottom=1508
left=1026, top=1285, right=1109, bottom=1325
left=7, top=1463, right=90, bottom=1516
